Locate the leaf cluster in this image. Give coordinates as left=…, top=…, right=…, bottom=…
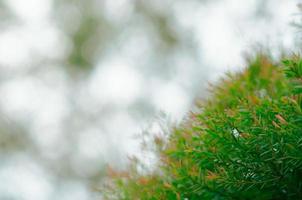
left=102, top=55, right=302, bottom=200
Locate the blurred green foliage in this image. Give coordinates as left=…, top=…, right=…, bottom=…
left=0, top=1, right=15, bottom=28
left=54, top=0, right=114, bottom=73
left=102, top=55, right=302, bottom=200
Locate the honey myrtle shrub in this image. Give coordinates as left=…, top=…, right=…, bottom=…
left=103, top=55, right=302, bottom=200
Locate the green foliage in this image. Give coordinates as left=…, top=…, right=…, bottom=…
left=283, top=56, right=302, bottom=110
left=103, top=55, right=302, bottom=200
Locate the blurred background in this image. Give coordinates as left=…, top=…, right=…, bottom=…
left=0, top=0, right=301, bottom=199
